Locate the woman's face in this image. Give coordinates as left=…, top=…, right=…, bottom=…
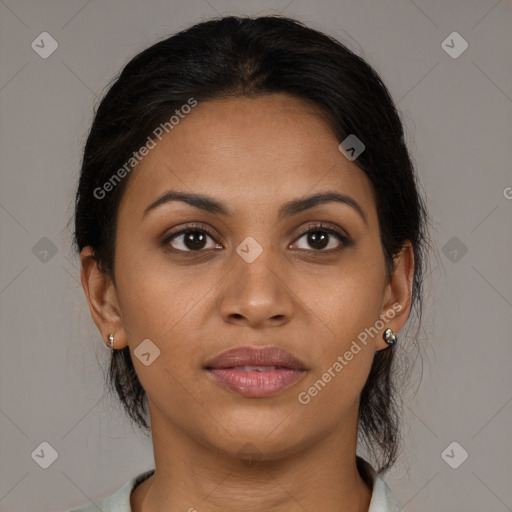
left=83, top=93, right=412, bottom=460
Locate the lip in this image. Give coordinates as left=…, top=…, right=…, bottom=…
left=204, top=345, right=308, bottom=398
left=204, top=345, right=307, bottom=370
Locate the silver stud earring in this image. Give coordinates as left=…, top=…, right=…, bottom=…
left=108, top=333, right=115, bottom=350
left=383, top=328, right=397, bottom=346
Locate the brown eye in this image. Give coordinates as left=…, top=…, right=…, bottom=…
left=304, top=231, right=331, bottom=250
left=291, top=223, right=351, bottom=252
left=163, top=225, right=221, bottom=252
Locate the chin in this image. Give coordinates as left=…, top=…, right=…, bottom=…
left=203, top=421, right=310, bottom=462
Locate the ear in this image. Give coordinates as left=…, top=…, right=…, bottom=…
left=375, top=240, right=415, bottom=351
left=80, top=246, right=128, bottom=349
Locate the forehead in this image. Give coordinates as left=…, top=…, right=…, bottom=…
left=119, top=94, right=376, bottom=223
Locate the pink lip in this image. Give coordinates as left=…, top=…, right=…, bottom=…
left=204, top=346, right=308, bottom=398
left=207, top=368, right=305, bottom=397
left=204, top=345, right=307, bottom=370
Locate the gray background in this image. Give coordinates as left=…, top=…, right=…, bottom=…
left=1, top=1, right=511, bottom=511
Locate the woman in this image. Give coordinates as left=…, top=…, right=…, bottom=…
left=72, top=14, right=430, bottom=512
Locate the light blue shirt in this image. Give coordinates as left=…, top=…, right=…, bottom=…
left=70, top=459, right=404, bottom=511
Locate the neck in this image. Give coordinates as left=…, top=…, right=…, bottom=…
left=132, top=405, right=372, bottom=512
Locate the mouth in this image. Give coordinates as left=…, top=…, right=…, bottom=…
left=204, top=346, right=307, bottom=398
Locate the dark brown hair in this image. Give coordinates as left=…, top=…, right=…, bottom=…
left=73, top=15, right=431, bottom=473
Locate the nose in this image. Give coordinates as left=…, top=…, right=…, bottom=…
left=218, top=246, right=294, bottom=329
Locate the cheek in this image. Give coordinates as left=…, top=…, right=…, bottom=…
left=311, top=260, right=385, bottom=350
left=114, top=239, right=197, bottom=341
left=118, top=281, right=207, bottom=378
left=295, top=344, right=374, bottom=435
left=296, top=285, right=381, bottom=418
left=114, top=268, right=203, bottom=420
left=113, top=250, right=215, bottom=394
left=296, top=258, right=384, bottom=403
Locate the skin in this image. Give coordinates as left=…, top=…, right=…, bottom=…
left=80, top=93, right=414, bottom=512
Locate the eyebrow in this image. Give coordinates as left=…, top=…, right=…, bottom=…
left=142, top=190, right=367, bottom=225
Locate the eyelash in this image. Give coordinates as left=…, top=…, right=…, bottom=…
left=162, top=222, right=352, bottom=253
